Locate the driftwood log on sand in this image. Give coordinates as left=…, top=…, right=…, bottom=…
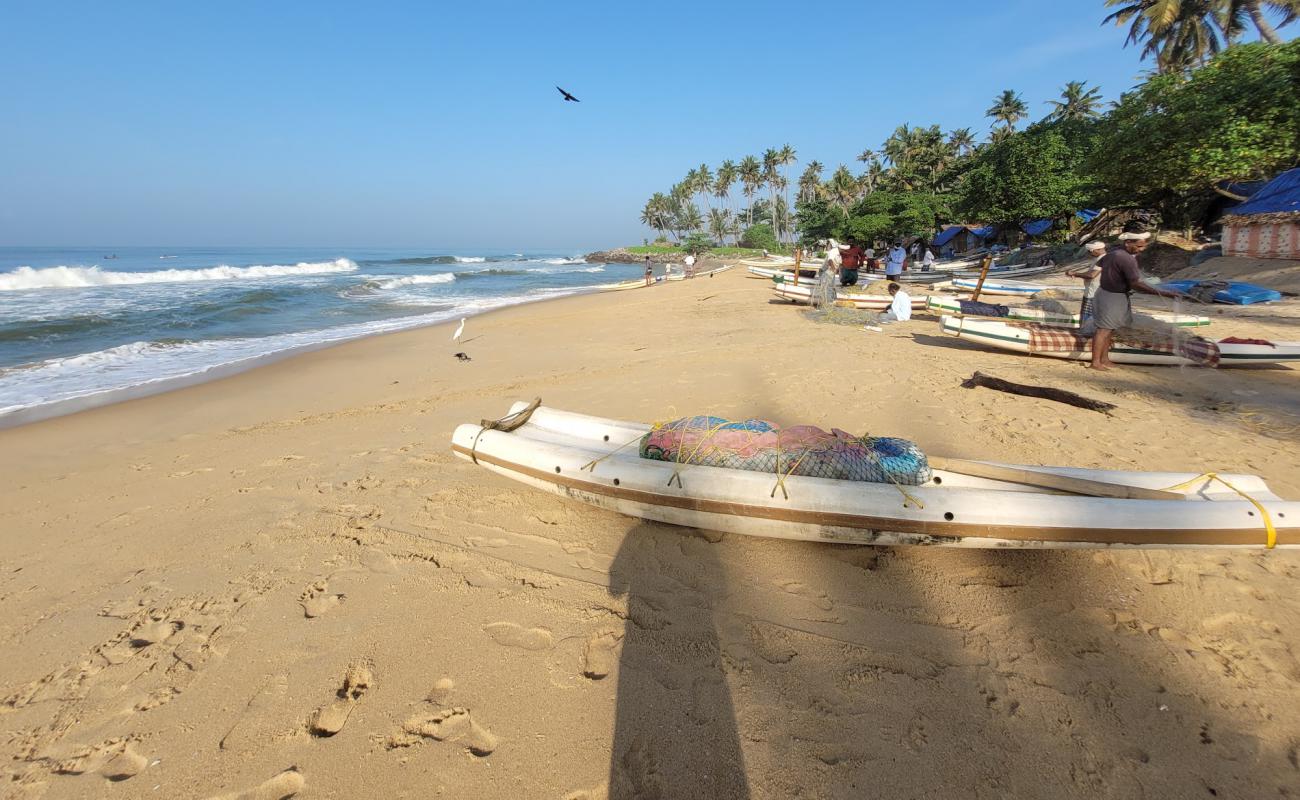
left=961, top=371, right=1117, bottom=414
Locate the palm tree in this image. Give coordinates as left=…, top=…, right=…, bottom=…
left=827, top=165, right=859, bottom=211
left=707, top=208, right=733, bottom=245
left=1103, top=0, right=1225, bottom=73
left=696, top=163, right=717, bottom=214
left=761, top=148, right=783, bottom=241
left=798, top=161, right=824, bottom=203
left=948, top=128, right=977, bottom=158
left=776, top=144, right=797, bottom=243
left=738, top=155, right=762, bottom=228
left=714, top=160, right=737, bottom=213
left=640, top=193, right=673, bottom=240
left=1221, top=0, right=1299, bottom=44
left=986, top=89, right=1028, bottom=133
left=860, top=159, right=885, bottom=194
left=1047, top=81, right=1104, bottom=122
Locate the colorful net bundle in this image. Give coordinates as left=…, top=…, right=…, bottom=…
left=639, top=416, right=931, bottom=485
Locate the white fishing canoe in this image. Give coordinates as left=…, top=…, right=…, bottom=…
left=451, top=403, right=1297, bottom=548
left=771, top=282, right=929, bottom=310
left=953, top=263, right=1060, bottom=279
left=746, top=265, right=819, bottom=280
left=925, top=296, right=1211, bottom=328
left=939, top=315, right=1300, bottom=366
left=666, top=264, right=734, bottom=281
left=951, top=277, right=1074, bottom=296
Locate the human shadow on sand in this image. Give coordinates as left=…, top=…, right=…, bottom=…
left=606, top=521, right=750, bottom=800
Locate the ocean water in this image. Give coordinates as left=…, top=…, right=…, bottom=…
left=0, top=246, right=639, bottom=425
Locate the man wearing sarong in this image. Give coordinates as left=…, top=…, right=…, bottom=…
left=1090, top=232, right=1181, bottom=370
left=1067, top=240, right=1107, bottom=336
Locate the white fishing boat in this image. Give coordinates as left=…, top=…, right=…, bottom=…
left=950, top=277, right=1074, bottom=296
left=925, top=296, right=1211, bottom=327
left=451, top=402, right=1296, bottom=549
left=666, top=264, right=734, bottom=281
left=771, top=282, right=929, bottom=310
left=939, top=315, right=1300, bottom=367
left=953, top=262, right=1061, bottom=279
left=746, top=265, right=819, bottom=280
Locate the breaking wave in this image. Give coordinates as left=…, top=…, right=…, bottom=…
left=0, top=259, right=359, bottom=291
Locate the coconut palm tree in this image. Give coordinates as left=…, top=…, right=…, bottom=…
left=986, top=89, right=1028, bottom=134
left=1103, top=0, right=1225, bottom=73
left=689, top=164, right=714, bottom=213
left=738, top=155, right=762, bottom=228
left=797, top=161, right=824, bottom=203
left=1220, top=0, right=1299, bottom=44
left=707, top=208, right=733, bottom=245
left=640, top=193, right=673, bottom=240
left=948, top=128, right=977, bottom=158
left=714, top=160, right=737, bottom=213
left=827, top=165, right=859, bottom=211
left=776, top=144, right=797, bottom=243
left=1047, top=81, right=1104, bottom=122
left=860, top=159, right=886, bottom=194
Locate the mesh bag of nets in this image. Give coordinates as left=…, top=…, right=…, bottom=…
left=640, top=416, right=931, bottom=485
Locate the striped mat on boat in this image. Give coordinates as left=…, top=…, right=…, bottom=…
left=1019, top=323, right=1221, bottom=367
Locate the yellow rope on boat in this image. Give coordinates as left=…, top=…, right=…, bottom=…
left=1158, top=472, right=1277, bottom=549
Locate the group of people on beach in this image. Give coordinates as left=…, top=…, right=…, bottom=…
left=832, top=239, right=936, bottom=287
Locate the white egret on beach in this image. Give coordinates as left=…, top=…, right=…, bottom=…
left=452, top=318, right=465, bottom=343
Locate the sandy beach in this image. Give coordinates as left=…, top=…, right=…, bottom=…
left=3, top=262, right=1300, bottom=799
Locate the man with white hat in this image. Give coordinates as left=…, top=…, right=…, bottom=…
left=1090, top=231, right=1182, bottom=370
left=1066, top=240, right=1108, bottom=336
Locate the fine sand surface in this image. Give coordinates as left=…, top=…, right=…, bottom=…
left=2, top=262, right=1299, bottom=799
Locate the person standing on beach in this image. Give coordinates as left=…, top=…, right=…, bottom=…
left=839, top=241, right=863, bottom=287
left=683, top=251, right=696, bottom=278
left=885, top=242, right=906, bottom=281
left=1090, top=232, right=1182, bottom=370
left=644, top=256, right=653, bottom=286
left=1067, top=240, right=1107, bottom=335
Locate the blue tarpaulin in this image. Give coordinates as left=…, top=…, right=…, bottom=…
left=1075, top=209, right=1101, bottom=223
left=970, top=225, right=996, bottom=239
left=1226, top=168, right=1300, bottom=217
left=1021, top=219, right=1053, bottom=236
left=932, top=226, right=965, bottom=247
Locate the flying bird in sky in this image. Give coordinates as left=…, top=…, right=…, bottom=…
left=556, top=86, right=580, bottom=103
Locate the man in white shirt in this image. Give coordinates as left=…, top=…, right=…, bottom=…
left=885, top=243, right=906, bottom=279
left=880, top=282, right=912, bottom=323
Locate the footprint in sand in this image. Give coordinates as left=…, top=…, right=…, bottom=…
left=582, top=631, right=623, bottom=680
left=387, top=677, right=497, bottom=756
left=54, top=740, right=146, bottom=782
left=483, top=622, right=554, bottom=650
left=398, top=708, right=498, bottom=756
left=205, top=768, right=304, bottom=800
left=299, top=580, right=345, bottom=619
left=308, top=664, right=373, bottom=737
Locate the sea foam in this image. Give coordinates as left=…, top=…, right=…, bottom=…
left=0, top=259, right=359, bottom=291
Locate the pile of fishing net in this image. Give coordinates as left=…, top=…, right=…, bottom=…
left=640, top=416, right=931, bottom=485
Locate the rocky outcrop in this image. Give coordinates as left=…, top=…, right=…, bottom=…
left=584, top=248, right=674, bottom=264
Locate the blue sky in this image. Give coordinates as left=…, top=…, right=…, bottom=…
left=0, top=1, right=1277, bottom=249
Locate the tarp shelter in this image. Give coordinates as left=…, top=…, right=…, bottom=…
left=932, top=224, right=987, bottom=254
left=1021, top=219, right=1053, bottom=237
left=1220, top=168, right=1300, bottom=259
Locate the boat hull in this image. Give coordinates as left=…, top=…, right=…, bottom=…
left=451, top=404, right=1297, bottom=549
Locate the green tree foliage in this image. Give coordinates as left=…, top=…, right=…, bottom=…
left=844, top=192, right=953, bottom=244
left=1088, top=40, right=1300, bottom=223
left=957, top=126, right=1093, bottom=232
left=739, top=223, right=779, bottom=251
left=681, top=231, right=714, bottom=253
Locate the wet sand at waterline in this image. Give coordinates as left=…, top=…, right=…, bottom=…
left=3, top=262, right=1299, bottom=798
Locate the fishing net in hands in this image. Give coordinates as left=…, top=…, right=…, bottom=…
left=640, top=416, right=932, bottom=486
